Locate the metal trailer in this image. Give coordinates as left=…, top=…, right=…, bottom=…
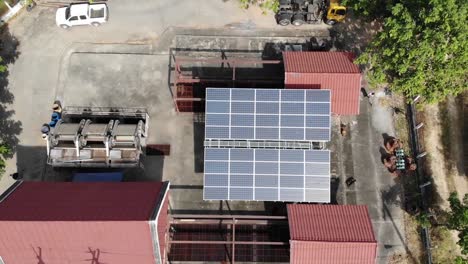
left=46, top=106, right=148, bottom=168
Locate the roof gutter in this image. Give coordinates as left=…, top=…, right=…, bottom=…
left=0, top=181, right=23, bottom=204
left=149, top=181, right=170, bottom=264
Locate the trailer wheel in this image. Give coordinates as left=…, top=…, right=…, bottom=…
left=292, top=14, right=305, bottom=26
left=326, top=19, right=337, bottom=25
left=91, top=22, right=101, bottom=27
left=60, top=24, right=69, bottom=29
left=277, top=14, right=291, bottom=26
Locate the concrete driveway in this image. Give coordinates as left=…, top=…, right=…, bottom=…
left=0, top=0, right=292, bottom=186
left=0, top=1, right=409, bottom=263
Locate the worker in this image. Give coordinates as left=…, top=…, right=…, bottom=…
left=383, top=154, right=397, bottom=175
left=52, top=101, right=62, bottom=113
left=384, top=137, right=401, bottom=154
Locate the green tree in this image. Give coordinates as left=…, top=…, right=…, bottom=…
left=447, top=192, right=468, bottom=256
left=443, top=192, right=468, bottom=263
left=0, top=57, right=6, bottom=73
left=0, top=56, right=8, bottom=176
left=0, top=144, right=9, bottom=175
left=342, top=0, right=392, bottom=19
left=355, top=0, right=468, bottom=103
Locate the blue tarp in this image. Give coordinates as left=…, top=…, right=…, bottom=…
left=72, top=172, right=124, bottom=182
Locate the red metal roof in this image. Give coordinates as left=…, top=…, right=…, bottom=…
left=283, top=52, right=359, bottom=73
left=287, top=204, right=375, bottom=242
left=283, top=52, right=361, bottom=115
left=290, top=241, right=377, bottom=264
left=287, top=204, right=377, bottom=264
left=0, top=182, right=169, bottom=264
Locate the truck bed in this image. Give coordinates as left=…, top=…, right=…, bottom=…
left=89, top=4, right=106, bottom=18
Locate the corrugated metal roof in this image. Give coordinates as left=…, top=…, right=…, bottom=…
left=0, top=182, right=169, bottom=264
left=290, top=241, right=377, bottom=264
left=283, top=51, right=361, bottom=115
left=0, top=221, right=156, bottom=264
left=283, top=52, right=360, bottom=73
left=0, top=182, right=163, bottom=221
left=285, top=72, right=361, bottom=115
left=287, top=204, right=376, bottom=242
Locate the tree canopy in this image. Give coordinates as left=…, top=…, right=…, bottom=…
left=354, top=0, right=468, bottom=103
left=0, top=56, right=8, bottom=175
left=447, top=192, right=468, bottom=258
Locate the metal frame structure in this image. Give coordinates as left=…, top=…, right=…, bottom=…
left=46, top=106, right=148, bottom=168
left=173, top=57, right=283, bottom=112
left=168, top=214, right=290, bottom=263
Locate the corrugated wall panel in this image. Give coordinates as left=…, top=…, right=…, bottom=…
left=287, top=204, right=376, bottom=242
left=285, top=73, right=361, bottom=115
left=0, top=221, right=157, bottom=264
left=157, top=191, right=170, bottom=264
left=290, top=241, right=377, bottom=264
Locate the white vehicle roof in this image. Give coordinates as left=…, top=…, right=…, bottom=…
left=69, top=4, right=88, bottom=17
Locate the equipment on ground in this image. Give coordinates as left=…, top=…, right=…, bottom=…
left=72, top=172, right=124, bottom=182
left=276, top=0, right=346, bottom=26
left=56, top=3, right=108, bottom=29
left=45, top=106, right=148, bottom=168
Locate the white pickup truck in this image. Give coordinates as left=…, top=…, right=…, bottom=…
left=56, top=3, right=108, bottom=29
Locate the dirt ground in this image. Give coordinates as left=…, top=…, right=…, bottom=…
left=423, top=96, right=468, bottom=206
left=420, top=93, right=468, bottom=261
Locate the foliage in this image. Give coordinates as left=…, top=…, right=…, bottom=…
left=0, top=144, right=9, bottom=175
left=342, top=0, right=397, bottom=19
left=0, top=57, right=7, bottom=175
left=0, top=57, right=6, bottom=73
left=415, top=212, right=432, bottom=228
left=355, top=0, right=468, bottom=104
left=455, top=256, right=468, bottom=264
left=238, top=0, right=279, bottom=13
left=447, top=192, right=468, bottom=255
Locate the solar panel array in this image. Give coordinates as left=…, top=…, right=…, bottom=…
left=204, top=148, right=330, bottom=202
left=204, top=88, right=332, bottom=203
left=205, top=89, right=331, bottom=141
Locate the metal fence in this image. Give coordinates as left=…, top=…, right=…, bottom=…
left=407, top=96, right=432, bottom=264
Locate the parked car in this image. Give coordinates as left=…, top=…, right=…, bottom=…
left=56, top=3, right=108, bottom=29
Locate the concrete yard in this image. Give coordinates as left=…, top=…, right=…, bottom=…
left=0, top=1, right=409, bottom=263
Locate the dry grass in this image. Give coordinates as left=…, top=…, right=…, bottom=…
left=430, top=226, right=460, bottom=263
left=403, top=212, right=424, bottom=264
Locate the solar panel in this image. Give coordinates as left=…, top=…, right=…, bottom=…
left=205, top=88, right=331, bottom=141
left=203, top=148, right=330, bottom=202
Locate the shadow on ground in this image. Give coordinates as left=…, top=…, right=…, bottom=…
left=15, top=145, right=164, bottom=182
left=16, top=145, right=47, bottom=180
left=328, top=11, right=382, bottom=55
left=0, top=25, right=22, bottom=159
left=193, top=115, right=205, bottom=173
